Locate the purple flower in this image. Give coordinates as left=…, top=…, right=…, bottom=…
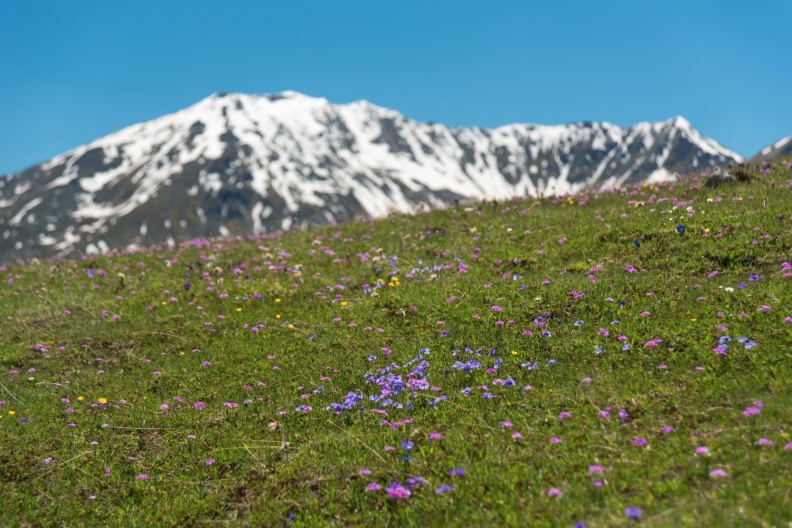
left=401, top=440, right=414, bottom=451
left=206, top=459, right=215, bottom=465
left=365, top=482, right=381, bottom=491
left=588, top=465, right=605, bottom=474
left=136, top=474, right=149, bottom=480
left=633, top=437, right=647, bottom=446
left=448, top=467, right=466, bottom=477
left=386, top=483, right=411, bottom=499
left=223, top=402, right=238, bottom=408
left=194, top=401, right=205, bottom=410
left=625, top=507, right=643, bottom=521
left=435, top=484, right=452, bottom=494
left=558, top=411, right=572, bottom=419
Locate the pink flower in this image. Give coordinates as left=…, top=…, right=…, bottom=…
left=359, top=468, right=372, bottom=475
left=588, top=465, right=605, bottom=474
left=366, top=483, right=381, bottom=491
left=490, top=305, right=502, bottom=312
left=136, top=474, right=149, bottom=480
left=633, top=437, right=647, bottom=446
left=709, top=469, right=727, bottom=478
left=759, top=305, right=772, bottom=312
left=550, top=437, right=562, bottom=444
left=757, top=438, right=774, bottom=446
left=428, top=433, right=442, bottom=440
left=547, top=488, right=562, bottom=496
left=743, top=406, right=761, bottom=416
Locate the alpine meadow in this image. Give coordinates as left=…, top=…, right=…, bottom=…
left=1, top=159, right=791, bottom=527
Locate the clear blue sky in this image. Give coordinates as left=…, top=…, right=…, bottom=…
left=1, top=0, right=790, bottom=174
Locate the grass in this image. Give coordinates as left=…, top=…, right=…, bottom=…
left=1, top=162, right=791, bottom=527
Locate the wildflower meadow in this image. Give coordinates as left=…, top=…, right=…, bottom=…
left=1, top=163, right=791, bottom=527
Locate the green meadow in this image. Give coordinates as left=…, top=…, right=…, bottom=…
left=1, top=163, right=791, bottom=527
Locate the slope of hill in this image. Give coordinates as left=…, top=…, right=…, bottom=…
left=0, top=92, right=742, bottom=263
left=0, top=162, right=790, bottom=526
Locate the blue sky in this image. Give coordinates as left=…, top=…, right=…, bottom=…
left=1, top=0, right=790, bottom=174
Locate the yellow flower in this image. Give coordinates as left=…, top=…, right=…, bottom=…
left=179, top=351, right=185, bottom=356
left=511, top=350, right=518, bottom=355
left=236, top=307, right=242, bottom=312
left=8, top=410, right=15, bottom=415
left=690, top=318, right=697, bottom=322
left=161, top=301, right=167, bottom=305
left=98, top=397, right=108, bottom=404
left=275, top=298, right=281, bottom=303
left=77, top=396, right=84, bottom=401
left=287, top=324, right=294, bottom=329
left=340, top=301, right=348, bottom=307
left=704, top=228, right=710, bottom=233
left=275, top=314, right=281, bottom=319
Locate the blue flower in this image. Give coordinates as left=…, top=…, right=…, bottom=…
left=676, top=225, right=686, bottom=234
left=632, top=239, right=640, bottom=248
left=624, top=507, right=643, bottom=521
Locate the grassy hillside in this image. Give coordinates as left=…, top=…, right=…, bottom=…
left=1, top=163, right=791, bottom=527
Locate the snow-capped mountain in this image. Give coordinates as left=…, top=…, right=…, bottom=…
left=0, top=91, right=742, bottom=262
left=752, top=133, right=792, bottom=162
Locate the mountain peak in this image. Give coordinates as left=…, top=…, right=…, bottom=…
left=0, top=94, right=744, bottom=263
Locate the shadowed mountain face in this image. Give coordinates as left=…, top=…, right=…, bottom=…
left=0, top=91, right=742, bottom=263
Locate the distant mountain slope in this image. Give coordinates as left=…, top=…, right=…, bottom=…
left=0, top=91, right=742, bottom=262
left=752, top=133, right=792, bottom=162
